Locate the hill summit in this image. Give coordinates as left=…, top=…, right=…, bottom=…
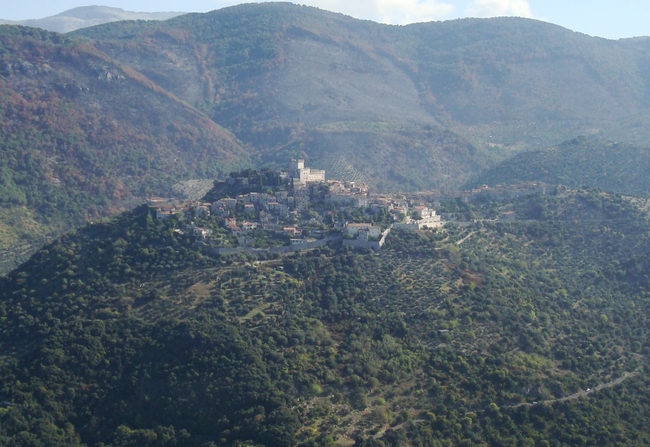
left=0, top=6, right=185, bottom=33
left=1, top=185, right=650, bottom=445
left=3, top=3, right=650, bottom=271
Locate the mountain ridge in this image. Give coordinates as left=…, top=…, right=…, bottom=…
left=74, top=3, right=650, bottom=151
left=3, top=3, right=650, bottom=271
left=0, top=6, right=186, bottom=33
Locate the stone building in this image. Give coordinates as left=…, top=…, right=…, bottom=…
left=290, top=159, right=325, bottom=185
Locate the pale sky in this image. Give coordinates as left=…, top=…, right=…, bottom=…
left=1, top=0, right=649, bottom=40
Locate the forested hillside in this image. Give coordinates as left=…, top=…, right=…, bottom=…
left=73, top=4, right=491, bottom=192
left=4, top=2, right=650, bottom=269
left=74, top=3, right=650, bottom=162
left=1, top=190, right=649, bottom=446
left=0, top=26, right=249, bottom=273
left=467, top=137, right=650, bottom=196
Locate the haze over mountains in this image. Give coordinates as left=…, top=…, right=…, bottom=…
left=2, top=2, right=650, bottom=271
left=0, top=6, right=185, bottom=33
left=70, top=3, right=650, bottom=182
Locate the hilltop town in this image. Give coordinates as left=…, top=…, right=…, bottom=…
left=149, top=160, right=561, bottom=255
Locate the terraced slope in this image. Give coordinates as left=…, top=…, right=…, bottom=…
left=1, top=191, right=649, bottom=445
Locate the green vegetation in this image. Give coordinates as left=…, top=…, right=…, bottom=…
left=72, top=3, right=650, bottom=174
left=3, top=9, right=650, bottom=441
left=1, top=189, right=650, bottom=445
left=203, top=168, right=290, bottom=202
left=5, top=3, right=650, bottom=268
left=468, top=137, right=650, bottom=196
left=0, top=25, right=250, bottom=272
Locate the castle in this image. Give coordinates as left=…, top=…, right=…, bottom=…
left=290, top=159, right=325, bottom=185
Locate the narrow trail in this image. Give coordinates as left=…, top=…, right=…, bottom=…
left=372, top=366, right=645, bottom=440
left=456, top=231, right=478, bottom=245
left=511, top=366, right=643, bottom=408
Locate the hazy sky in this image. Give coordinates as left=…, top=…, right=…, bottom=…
left=1, top=0, right=649, bottom=40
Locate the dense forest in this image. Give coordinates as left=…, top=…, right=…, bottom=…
left=2, top=5, right=650, bottom=444
left=1, top=190, right=649, bottom=446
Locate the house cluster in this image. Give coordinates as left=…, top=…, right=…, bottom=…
left=147, top=199, right=215, bottom=239
left=343, top=222, right=382, bottom=241
left=147, top=160, right=464, bottom=253
left=148, top=198, right=211, bottom=221
left=361, top=194, right=444, bottom=229
left=326, top=181, right=370, bottom=207
left=393, top=205, right=443, bottom=230
left=211, top=190, right=293, bottom=220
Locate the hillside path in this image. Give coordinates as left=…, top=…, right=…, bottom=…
left=456, top=231, right=478, bottom=245
left=511, top=367, right=643, bottom=408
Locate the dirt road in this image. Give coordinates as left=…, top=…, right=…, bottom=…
left=512, top=367, right=643, bottom=408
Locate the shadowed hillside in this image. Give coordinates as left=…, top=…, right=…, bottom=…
left=1, top=191, right=650, bottom=445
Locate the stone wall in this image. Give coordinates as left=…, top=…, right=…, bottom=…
left=199, top=236, right=344, bottom=257
left=343, top=228, right=391, bottom=251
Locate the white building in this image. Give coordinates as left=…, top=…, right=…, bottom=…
left=290, top=159, right=325, bottom=185
left=393, top=207, right=443, bottom=230
left=344, top=223, right=382, bottom=239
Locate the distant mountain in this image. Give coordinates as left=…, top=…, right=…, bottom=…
left=467, top=137, right=650, bottom=196
left=0, top=25, right=249, bottom=273
left=0, top=6, right=185, bottom=33
left=4, top=3, right=650, bottom=271
left=74, top=4, right=491, bottom=193
left=74, top=3, right=650, bottom=157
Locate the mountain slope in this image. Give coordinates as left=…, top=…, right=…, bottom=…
left=0, top=6, right=185, bottom=33
left=4, top=3, right=650, bottom=269
left=396, top=18, right=650, bottom=147
left=0, top=26, right=250, bottom=273
left=73, top=3, right=650, bottom=160
left=1, top=192, right=650, bottom=445
left=467, top=137, right=650, bottom=196
left=74, top=3, right=488, bottom=192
